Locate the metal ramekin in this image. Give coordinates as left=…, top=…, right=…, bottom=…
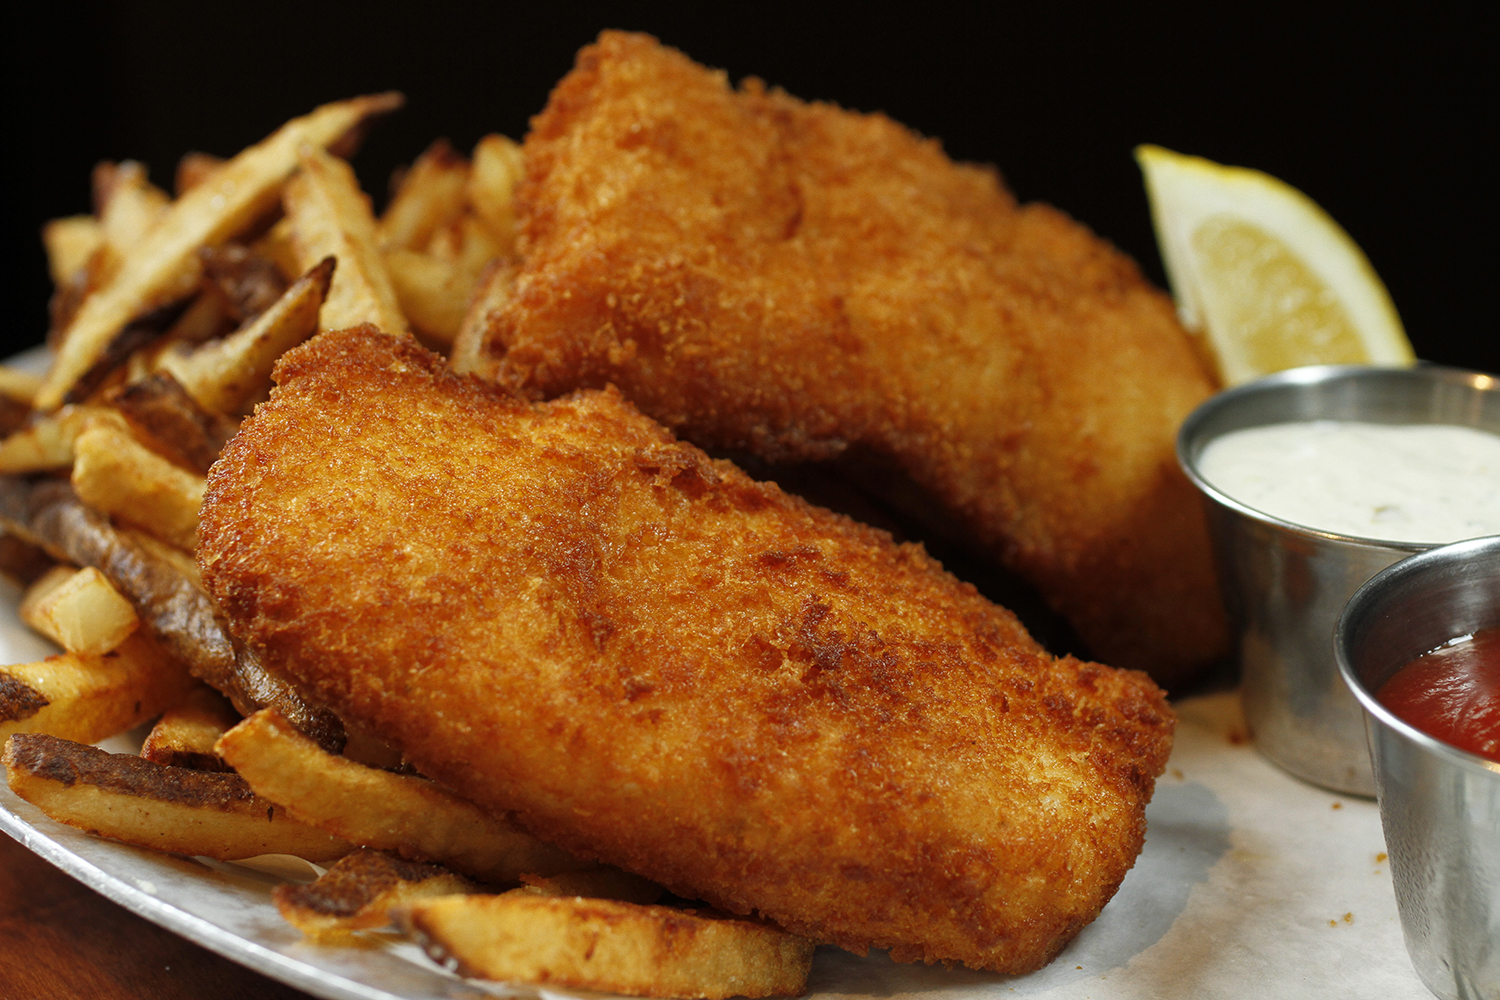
left=1336, top=535, right=1500, bottom=1000
left=1178, top=364, right=1500, bottom=795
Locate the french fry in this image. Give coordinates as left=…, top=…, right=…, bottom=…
left=3, top=733, right=352, bottom=861
left=388, top=206, right=507, bottom=348
left=216, top=708, right=580, bottom=883
left=377, top=139, right=469, bottom=251
left=71, top=418, right=205, bottom=551
left=94, top=161, right=172, bottom=265
left=283, top=147, right=409, bottom=337
left=438, top=212, right=505, bottom=274
left=16, top=564, right=72, bottom=614
left=252, top=218, right=302, bottom=282
left=449, top=258, right=517, bottom=377
left=157, top=257, right=333, bottom=417
left=199, top=243, right=289, bottom=322
left=42, top=216, right=103, bottom=287
left=274, top=849, right=476, bottom=941
left=467, top=134, right=525, bottom=253
left=383, top=249, right=469, bottom=346
left=106, top=372, right=239, bottom=476
left=174, top=152, right=225, bottom=196
left=19, top=565, right=139, bottom=655
left=36, top=92, right=404, bottom=411
left=157, top=285, right=234, bottom=348
left=0, top=533, right=53, bottom=588
left=0, top=366, right=43, bottom=407
left=0, top=477, right=343, bottom=748
left=399, top=893, right=815, bottom=1000
left=0, top=368, right=39, bottom=437
left=65, top=297, right=199, bottom=406
left=140, top=684, right=239, bottom=771
left=0, top=630, right=195, bottom=744
left=0, top=404, right=128, bottom=474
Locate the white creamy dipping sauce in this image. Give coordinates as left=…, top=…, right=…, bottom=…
left=1197, top=421, right=1500, bottom=543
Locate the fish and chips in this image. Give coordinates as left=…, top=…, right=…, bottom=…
left=0, top=32, right=1213, bottom=998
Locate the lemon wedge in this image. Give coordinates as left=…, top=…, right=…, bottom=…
left=1136, top=144, right=1414, bottom=386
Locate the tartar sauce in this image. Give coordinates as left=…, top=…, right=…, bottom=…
left=1197, top=421, right=1500, bottom=543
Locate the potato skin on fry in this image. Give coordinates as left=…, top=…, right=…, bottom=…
left=274, top=849, right=474, bottom=941
left=199, top=326, right=1173, bottom=974
left=3, top=732, right=352, bottom=861
left=0, top=631, right=195, bottom=745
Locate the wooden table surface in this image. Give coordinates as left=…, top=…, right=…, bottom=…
left=0, top=831, right=315, bottom=999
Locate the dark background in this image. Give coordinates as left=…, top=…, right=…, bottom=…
left=2, top=2, right=1492, bottom=372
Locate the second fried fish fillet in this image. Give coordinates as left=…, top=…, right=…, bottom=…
left=468, top=32, right=1227, bottom=683
left=199, top=325, right=1174, bottom=974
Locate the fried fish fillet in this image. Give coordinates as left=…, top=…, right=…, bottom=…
left=466, top=32, right=1226, bottom=683
left=199, top=325, right=1174, bottom=974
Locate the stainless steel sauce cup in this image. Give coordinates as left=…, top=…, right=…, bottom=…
left=1177, top=364, right=1500, bottom=796
left=1336, top=535, right=1500, bottom=1000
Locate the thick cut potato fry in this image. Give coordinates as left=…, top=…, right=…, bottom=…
left=106, top=372, right=239, bottom=476
left=157, top=258, right=333, bottom=417
left=16, top=564, right=73, bottom=613
left=0, top=405, right=127, bottom=474
left=376, top=139, right=469, bottom=251
left=157, top=285, right=234, bottom=348
left=0, top=370, right=39, bottom=438
left=391, top=213, right=506, bottom=347
left=0, top=533, right=53, bottom=587
left=449, top=258, right=517, bottom=377
left=94, top=161, right=171, bottom=267
left=36, top=92, right=403, bottom=411
left=0, top=477, right=342, bottom=747
left=467, top=134, right=524, bottom=252
left=425, top=213, right=504, bottom=271
left=20, top=565, right=139, bottom=655
left=0, top=366, right=42, bottom=406
left=383, top=249, right=469, bottom=346
left=274, top=849, right=475, bottom=941
left=3, top=733, right=352, bottom=861
left=283, top=147, right=408, bottom=337
left=175, top=152, right=225, bottom=196
left=400, top=892, right=814, bottom=999
left=0, top=630, right=195, bottom=744
left=252, top=218, right=301, bottom=282
left=42, top=216, right=104, bottom=287
left=140, top=684, right=239, bottom=771
left=199, top=243, right=289, bottom=322
left=216, top=708, right=579, bottom=883
left=67, top=297, right=199, bottom=407
left=71, top=418, right=205, bottom=551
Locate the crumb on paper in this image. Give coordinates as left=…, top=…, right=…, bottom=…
left=1170, top=767, right=1184, bottom=781
left=1226, top=727, right=1249, bottom=745
left=1376, top=852, right=1388, bottom=863
left=1331, top=801, right=1343, bottom=810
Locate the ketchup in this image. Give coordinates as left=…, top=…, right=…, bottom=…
left=1375, top=627, right=1500, bottom=763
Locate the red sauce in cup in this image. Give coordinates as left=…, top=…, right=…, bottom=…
left=1375, top=627, right=1500, bottom=762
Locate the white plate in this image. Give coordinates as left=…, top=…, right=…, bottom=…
left=0, top=344, right=1430, bottom=998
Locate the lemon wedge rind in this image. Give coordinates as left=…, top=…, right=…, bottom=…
left=1136, top=144, right=1412, bottom=385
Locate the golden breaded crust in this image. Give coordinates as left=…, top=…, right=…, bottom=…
left=476, top=31, right=1226, bottom=683
left=199, top=326, right=1173, bottom=973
